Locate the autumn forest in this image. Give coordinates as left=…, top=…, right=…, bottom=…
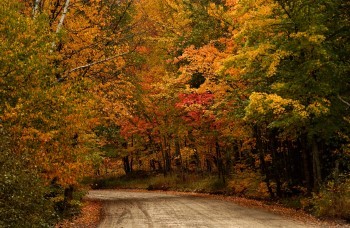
left=0, top=0, right=349, bottom=226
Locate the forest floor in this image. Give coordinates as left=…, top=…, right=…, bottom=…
left=55, top=200, right=103, bottom=228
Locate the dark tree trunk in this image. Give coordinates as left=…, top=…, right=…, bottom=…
left=233, top=141, right=240, bottom=164
left=300, top=137, right=312, bottom=194
left=255, top=125, right=274, bottom=198
left=160, top=141, right=168, bottom=176
left=224, top=147, right=232, bottom=176
left=164, top=137, right=172, bottom=174
left=64, top=185, right=74, bottom=203
left=175, top=137, right=181, bottom=156
left=216, top=141, right=225, bottom=183
left=130, top=155, right=134, bottom=173
left=165, top=149, right=171, bottom=173
left=270, top=131, right=282, bottom=197
left=311, top=136, right=322, bottom=191
left=63, top=185, right=74, bottom=211
left=150, top=159, right=156, bottom=171
left=206, top=158, right=212, bottom=173
left=123, top=156, right=132, bottom=174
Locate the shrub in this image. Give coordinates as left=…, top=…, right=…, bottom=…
left=0, top=150, right=57, bottom=227
left=311, top=177, right=350, bottom=221
left=228, top=169, right=270, bottom=199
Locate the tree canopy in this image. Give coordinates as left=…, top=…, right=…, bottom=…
left=1, top=0, right=349, bottom=225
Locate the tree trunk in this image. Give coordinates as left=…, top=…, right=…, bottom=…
left=32, top=0, right=41, bottom=18
left=270, top=131, right=282, bottom=197
left=51, top=0, right=70, bottom=51
left=64, top=185, right=74, bottom=203
left=175, top=137, right=180, bottom=156
left=311, top=137, right=322, bottom=191
left=225, top=153, right=231, bottom=177
left=162, top=136, right=172, bottom=175
left=165, top=149, right=171, bottom=173
left=150, top=158, right=156, bottom=171
left=216, top=141, right=225, bottom=183
left=123, top=156, right=131, bottom=174
left=300, top=137, right=312, bottom=195
left=206, top=158, right=212, bottom=173
left=56, top=0, right=70, bottom=33
left=233, top=141, right=240, bottom=164
left=130, top=155, right=134, bottom=173
left=160, top=141, right=167, bottom=176
left=63, top=185, right=74, bottom=211
left=255, top=126, right=274, bottom=198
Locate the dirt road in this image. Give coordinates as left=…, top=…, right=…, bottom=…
left=87, top=190, right=317, bottom=228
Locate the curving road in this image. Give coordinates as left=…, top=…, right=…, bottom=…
left=87, top=190, right=317, bottom=228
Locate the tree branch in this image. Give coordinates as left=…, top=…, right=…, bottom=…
left=61, top=52, right=129, bottom=80
left=338, top=94, right=350, bottom=107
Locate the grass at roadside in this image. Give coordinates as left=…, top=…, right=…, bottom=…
left=89, top=172, right=230, bottom=194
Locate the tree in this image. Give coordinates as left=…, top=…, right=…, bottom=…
left=0, top=1, right=57, bottom=226
left=0, top=131, right=56, bottom=227
left=1, top=0, right=101, bottom=216
left=220, top=0, right=350, bottom=193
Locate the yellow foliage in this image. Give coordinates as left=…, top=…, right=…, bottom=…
left=245, top=92, right=308, bottom=124
left=307, top=99, right=330, bottom=117
left=290, top=32, right=326, bottom=44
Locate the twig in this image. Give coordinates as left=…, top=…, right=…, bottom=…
left=61, top=52, right=129, bottom=79
left=338, top=94, right=350, bottom=107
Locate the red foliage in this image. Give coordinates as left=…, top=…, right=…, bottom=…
left=175, top=92, right=217, bottom=128
left=177, top=92, right=214, bottom=107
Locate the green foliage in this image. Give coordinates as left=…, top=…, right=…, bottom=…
left=0, top=134, right=57, bottom=227
left=0, top=1, right=54, bottom=106
left=182, top=0, right=228, bottom=47
left=1, top=0, right=100, bottom=187
left=0, top=2, right=57, bottom=227
left=0, top=2, right=100, bottom=226
left=311, top=177, right=350, bottom=220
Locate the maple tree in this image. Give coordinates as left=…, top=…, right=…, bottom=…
left=2, top=0, right=350, bottom=224
left=107, top=0, right=349, bottom=198
left=1, top=1, right=60, bottom=225
left=225, top=0, right=350, bottom=194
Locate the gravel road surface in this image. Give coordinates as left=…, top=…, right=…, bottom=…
left=87, top=190, right=317, bottom=228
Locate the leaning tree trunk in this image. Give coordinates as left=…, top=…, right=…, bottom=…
left=55, top=0, right=70, bottom=34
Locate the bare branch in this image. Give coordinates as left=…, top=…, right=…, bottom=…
left=338, top=94, right=350, bottom=107
left=62, top=52, right=129, bottom=79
